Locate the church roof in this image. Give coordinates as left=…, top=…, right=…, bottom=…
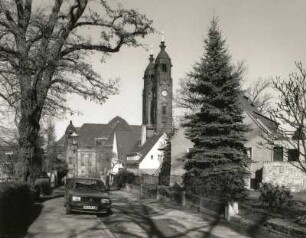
left=155, top=41, right=171, bottom=61
left=59, top=116, right=142, bottom=148
left=144, top=55, right=155, bottom=75
left=116, top=131, right=141, bottom=162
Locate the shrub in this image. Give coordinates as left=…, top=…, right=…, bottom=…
left=34, top=177, right=52, bottom=196
left=0, top=182, right=34, bottom=236
left=259, top=183, right=293, bottom=211
left=114, top=170, right=135, bottom=189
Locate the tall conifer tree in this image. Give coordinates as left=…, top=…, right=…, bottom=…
left=183, top=19, right=250, bottom=201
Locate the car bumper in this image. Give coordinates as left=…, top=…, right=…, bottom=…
left=69, top=202, right=111, bottom=214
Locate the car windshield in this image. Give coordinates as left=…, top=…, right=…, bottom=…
left=73, top=179, right=105, bottom=191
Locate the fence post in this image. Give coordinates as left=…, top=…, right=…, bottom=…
left=199, top=197, right=203, bottom=212
left=181, top=191, right=186, bottom=207
left=140, top=184, right=143, bottom=197
left=156, top=185, right=160, bottom=200
left=125, top=183, right=130, bottom=192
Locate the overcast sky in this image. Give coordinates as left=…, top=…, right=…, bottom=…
left=54, top=0, right=306, bottom=138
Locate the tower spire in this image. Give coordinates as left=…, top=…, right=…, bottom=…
left=160, top=31, right=166, bottom=50
left=161, top=31, right=165, bottom=42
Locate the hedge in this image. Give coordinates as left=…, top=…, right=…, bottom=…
left=0, top=182, right=34, bottom=237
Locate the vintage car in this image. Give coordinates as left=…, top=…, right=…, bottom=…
left=64, top=177, right=112, bottom=215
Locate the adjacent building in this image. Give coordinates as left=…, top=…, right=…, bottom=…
left=170, top=95, right=306, bottom=192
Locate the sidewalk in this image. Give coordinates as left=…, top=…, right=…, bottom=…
left=104, top=190, right=287, bottom=238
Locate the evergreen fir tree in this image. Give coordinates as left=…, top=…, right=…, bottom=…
left=158, top=134, right=173, bottom=186
left=183, top=19, right=250, bottom=202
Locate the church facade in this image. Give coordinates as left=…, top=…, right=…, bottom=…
left=58, top=40, right=174, bottom=179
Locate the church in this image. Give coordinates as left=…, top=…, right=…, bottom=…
left=58, top=39, right=174, bottom=181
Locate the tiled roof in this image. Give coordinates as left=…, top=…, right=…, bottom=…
left=77, top=124, right=111, bottom=147
left=116, top=132, right=141, bottom=162
left=240, top=95, right=278, bottom=134
left=58, top=117, right=142, bottom=151
left=127, top=133, right=163, bottom=164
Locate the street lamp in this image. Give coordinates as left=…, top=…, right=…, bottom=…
left=70, top=132, right=78, bottom=176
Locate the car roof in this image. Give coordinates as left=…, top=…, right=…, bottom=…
left=73, top=177, right=102, bottom=181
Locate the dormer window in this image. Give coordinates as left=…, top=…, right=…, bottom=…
left=162, top=64, right=167, bottom=72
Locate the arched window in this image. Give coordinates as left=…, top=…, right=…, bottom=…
left=162, top=105, right=167, bottom=115
left=162, top=64, right=167, bottom=72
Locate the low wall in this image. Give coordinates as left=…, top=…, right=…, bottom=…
left=262, top=162, right=306, bottom=192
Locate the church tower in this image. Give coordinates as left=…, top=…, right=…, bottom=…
left=142, top=39, right=173, bottom=136
left=142, top=53, right=155, bottom=127
left=154, top=40, right=173, bottom=134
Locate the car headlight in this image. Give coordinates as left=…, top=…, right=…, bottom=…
left=101, top=198, right=110, bottom=203
left=72, top=196, right=81, bottom=202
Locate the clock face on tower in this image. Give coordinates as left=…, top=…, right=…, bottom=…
left=161, top=90, right=168, bottom=97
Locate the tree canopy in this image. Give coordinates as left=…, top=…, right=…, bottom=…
left=0, top=0, right=153, bottom=182
left=182, top=19, right=250, bottom=202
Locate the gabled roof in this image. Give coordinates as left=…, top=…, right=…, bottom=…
left=58, top=116, right=142, bottom=149
left=240, top=95, right=278, bottom=134
left=77, top=124, right=111, bottom=147
left=116, top=131, right=141, bottom=162
left=127, top=133, right=164, bottom=164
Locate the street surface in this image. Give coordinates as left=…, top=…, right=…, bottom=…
left=26, top=196, right=115, bottom=238
left=26, top=190, right=287, bottom=238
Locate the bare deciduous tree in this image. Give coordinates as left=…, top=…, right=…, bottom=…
left=269, top=62, right=306, bottom=173
left=244, top=78, right=273, bottom=115
left=0, top=0, right=153, bottom=182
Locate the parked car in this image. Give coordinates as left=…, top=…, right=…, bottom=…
left=64, top=177, right=112, bottom=216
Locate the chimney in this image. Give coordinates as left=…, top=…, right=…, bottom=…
left=141, top=125, right=147, bottom=146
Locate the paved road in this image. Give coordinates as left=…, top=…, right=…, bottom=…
left=26, top=196, right=115, bottom=238
left=103, top=190, right=249, bottom=238
left=26, top=190, right=287, bottom=238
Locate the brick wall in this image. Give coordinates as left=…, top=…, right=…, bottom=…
left=262, top=162, right=306, bottom=192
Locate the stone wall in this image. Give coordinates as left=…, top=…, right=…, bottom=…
left=262, top=162, right=306, bottom=192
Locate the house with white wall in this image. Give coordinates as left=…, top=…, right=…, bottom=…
left=126, top=133, right=167, bottom=175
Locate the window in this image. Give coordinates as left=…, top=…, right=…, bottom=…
left=88, top=153, right=92, bottom=166
left=273, top=147, right=283, bottom=161
left=288, top=149, right=299, bottom=162
left=80, top=153, right=85, bottom=166
left=245, top=147, right=252, bottom=159
left=162, top=105, right=167, bottom=115
left=162, top=64, right=167, bottom=72
left=158, top=154, right=163, bottom=162
left=151, top=155, right=153, bottom=160
left=69, top=157, right=73, bottom=164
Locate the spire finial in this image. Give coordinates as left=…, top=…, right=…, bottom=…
left=161, top=31, right=165, bottom=42
left=150, top=45, right=153, bottom=55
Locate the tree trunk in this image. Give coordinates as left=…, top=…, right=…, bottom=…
left=17, top=89, right=43, bottom=184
